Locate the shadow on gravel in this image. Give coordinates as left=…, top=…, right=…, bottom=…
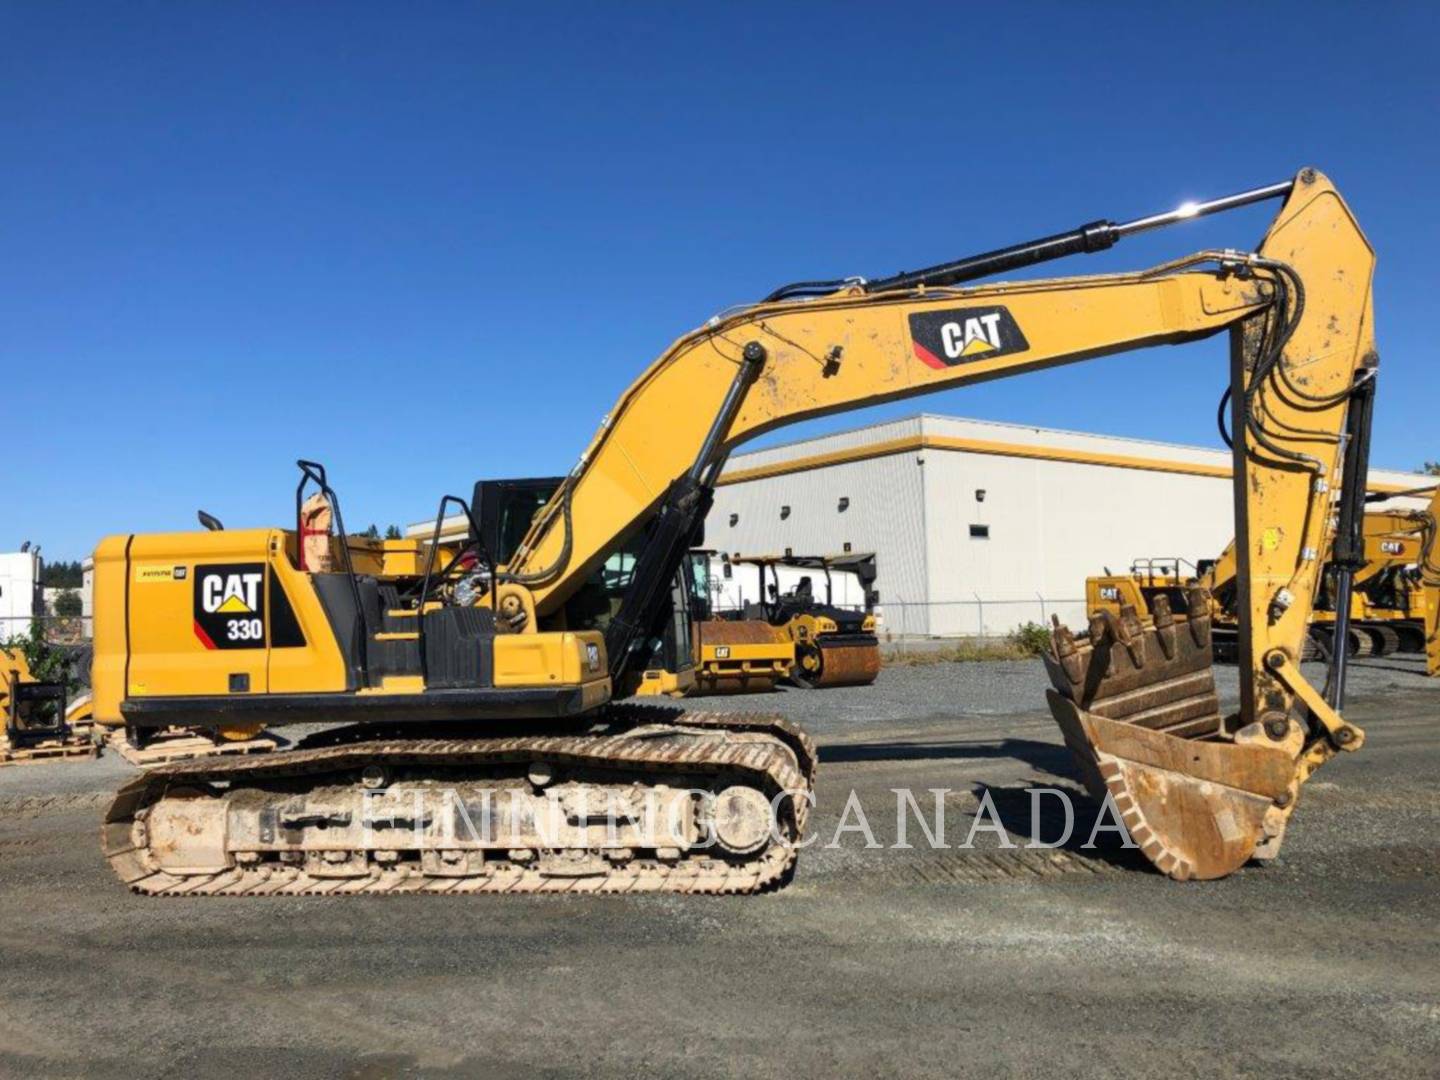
left=820, top=737, right=1074, bottom=776
left=1329, top=658, right=1431, bottom=676
left=974, top=782, right=1155, bottom=873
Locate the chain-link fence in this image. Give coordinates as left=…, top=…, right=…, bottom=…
left=711, top=596, right=1086, bottom=640
left=1, top=615, right=93, bottom=646
left=874, top=597, right=1087, bottom=640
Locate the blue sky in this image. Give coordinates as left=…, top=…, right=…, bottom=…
left=5, top=3, right=1437, bottom=561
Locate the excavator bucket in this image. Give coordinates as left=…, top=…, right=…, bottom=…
left=1042, top=593, right=1295, bottom=880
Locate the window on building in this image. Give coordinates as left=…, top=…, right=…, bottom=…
left=969, top=524, right=990, bottom=539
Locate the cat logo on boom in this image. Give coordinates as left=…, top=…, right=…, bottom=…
left=193, top=563, right=267, bottom=650
left=907, top=306, right=1030, bottom=369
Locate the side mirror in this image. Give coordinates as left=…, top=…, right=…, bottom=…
left=197, top=510, right=225, bottom=532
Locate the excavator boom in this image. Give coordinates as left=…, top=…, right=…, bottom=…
left=503, top=168, right=1375, bottom=880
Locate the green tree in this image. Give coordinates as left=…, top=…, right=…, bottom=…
left=1422, top=462, right=1440, bottom=476
left=363, top=524, right=381, bottom=539
left=1007, top=621, right=1052, bottom=657
left=384, top=524, right=403, bottom=540
left=2, top=624, right=77, bottom=694
left=53, top=589, right=83, bottom=617
left=40, top=560, right=84, bottom=588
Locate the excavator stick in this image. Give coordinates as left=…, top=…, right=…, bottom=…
left=1043, top=593, right=1294, bottom=880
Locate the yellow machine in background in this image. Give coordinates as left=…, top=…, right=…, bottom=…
left=2, top=647, right=55, bottom=749
left=1088, top=490, right=1439, bottom=671
left=685, top=551, right=795, bottom=695
left=1380, top=485, right=1436, bottom=676
left=1424, top=513, right=1440, bottom=679
left=96, top=168, right=1383, bottom=892
left=1, top=642, right=86, bottom=758
left=729, top=554, right=881, bottom=688
left=1312, top=510, right=1423, bottom=657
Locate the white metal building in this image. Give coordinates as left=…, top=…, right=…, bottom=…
left=707, top=414, right=1428, bottom=638
left=0, top=551, right=42, bottom=640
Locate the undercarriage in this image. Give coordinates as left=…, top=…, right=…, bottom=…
left=104, top=707, right=816, bottom=897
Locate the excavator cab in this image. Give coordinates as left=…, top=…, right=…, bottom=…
left=472, top=475, right=697, bottom=696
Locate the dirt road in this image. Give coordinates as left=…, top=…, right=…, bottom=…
left=1, top=658, right=1436, bottom=1078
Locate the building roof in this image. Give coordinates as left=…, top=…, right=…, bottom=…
left=717, top=413, right=1425, bottom=497
left=409, top=414, right=1433, bottom=535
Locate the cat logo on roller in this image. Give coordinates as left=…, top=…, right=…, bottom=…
left=193, top=563, right=266, bottom=650
left=908, top=305, right=1029, bottom=369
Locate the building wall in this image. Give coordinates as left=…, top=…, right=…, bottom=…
left=708, top=413, right=1430, bottom=639
left=708, top=448, right=932, bottom=632
left=0, top=552, right=40, bottom=638
left=920, top=452, right=1233, bottom=635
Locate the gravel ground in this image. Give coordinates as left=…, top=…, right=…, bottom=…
left=690, top=651, right=1436, bottom=730
left=1, top=654, right=1436, bottom=1078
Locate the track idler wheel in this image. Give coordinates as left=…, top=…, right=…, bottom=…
left=1360, top=624, right=1401, bottom=657
left=1043, top=592, right=1297, bottom=881
left=1394, top=622, right=1426, bottom=654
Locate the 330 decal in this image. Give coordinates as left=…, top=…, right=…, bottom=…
left=193, top=563, right=267, bottom=650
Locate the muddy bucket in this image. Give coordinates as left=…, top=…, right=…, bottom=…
left=1043, top=594, right=1295, bottom=880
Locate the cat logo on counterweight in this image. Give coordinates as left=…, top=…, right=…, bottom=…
left=193, top=563, right=266, bottom=649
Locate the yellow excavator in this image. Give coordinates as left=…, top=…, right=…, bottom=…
left=1356, top=484, right=1440, bottom=675
left=1312, top=504, right=1426, bottom=659
left=96, top=167, right=1378, bottom=893
left=1089, top=487, right=1439, bottom=668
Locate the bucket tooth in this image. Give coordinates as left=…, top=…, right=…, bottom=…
left=1186, top=587, right=1213, bottom=650
left=1049, top=618, right=1085, bottom=686
left=1091, top=606, right=1146, bottom=668
left=1152, top=594, right=1177, bottom=660
left=1043, top=602, right=1295, bottom=880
